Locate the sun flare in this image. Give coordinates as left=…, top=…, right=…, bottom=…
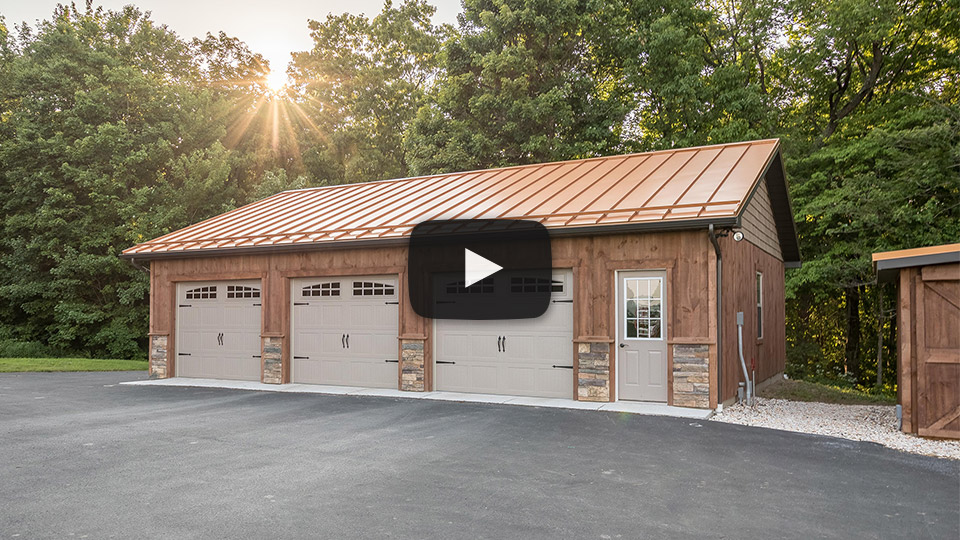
left=265, top=70, right=288, bottom=94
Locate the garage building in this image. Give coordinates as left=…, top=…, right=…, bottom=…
left=123, top=138, right=801, bottom=409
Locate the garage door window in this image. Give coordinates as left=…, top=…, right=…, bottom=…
left=185, top=286, right=217, bottom=300
left=227, top=285, right=260, bottom=299
left=445, top=277, right=494, bottom=294
left=353, top=281, right=395, bottom=296
left=302, top=282, right=340, bottom=297
left=510, top=276, right=564, bottom=293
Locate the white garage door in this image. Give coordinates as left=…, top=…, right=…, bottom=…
left=435, top=271, right=574, bottom=398
left=176, top=280, right=262, bottom=381
left=292, top=276, right=400, bottom=388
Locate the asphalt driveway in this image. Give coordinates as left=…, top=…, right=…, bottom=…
left=1, top=372, right=957, bottom=539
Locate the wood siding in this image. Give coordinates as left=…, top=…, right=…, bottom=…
left=739, top=175, right=783, bottom=260
left=146, top=228, right=784, bottom=407
left=719, top=235, right=786, bottom=402
left=898, top=263, right=960, bottom=439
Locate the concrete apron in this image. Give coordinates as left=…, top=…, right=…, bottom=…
left=121, top=378, right=714, bottom=420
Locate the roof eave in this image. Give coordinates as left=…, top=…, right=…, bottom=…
left=874, top=251, right=960, bottom=282
left=119, top=217, right=741, bottom=261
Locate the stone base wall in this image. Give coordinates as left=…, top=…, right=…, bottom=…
left=149, top=335, right=168, bottom=379
left=262, top=336, right=283, bottom=384
left=672, top=344, right=710, bottom=408
left=400, top=339, right=425, bottom=392
left=577, top=342, right=611, bottom=401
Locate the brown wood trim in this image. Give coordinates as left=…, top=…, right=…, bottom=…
left=601, top=259, right=677, bottom=271
left=922, top=263, right=960, bottom=282
left=398, top=334, right=427, bottom=340
left=280, top=267, right=406, bottom=279
left=261, top=333, right=285, bottom=338
left=166, top=272, right=267, bottom=282
left=668, top=337, right=715, bottom=344
left=147, top=332, right=170, bottom=337
left=574, top=336, right=614, bottom=343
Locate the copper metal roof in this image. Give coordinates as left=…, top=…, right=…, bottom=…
left=124, top=139, right=788, bottom=257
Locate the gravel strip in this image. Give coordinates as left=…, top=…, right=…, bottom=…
left=712, top=398, right=960, bottom=460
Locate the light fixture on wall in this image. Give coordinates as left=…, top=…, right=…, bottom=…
left=733, top=231, right=744, bottom=242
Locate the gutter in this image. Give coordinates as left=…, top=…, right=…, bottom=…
left=119, top=217, right=741, bottom=261
left=708, top=224, right=723, bottom=406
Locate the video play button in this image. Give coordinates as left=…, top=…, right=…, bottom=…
left=464, top=248, right=502, bottom=287
left=408, top=219, right=552, bottom=320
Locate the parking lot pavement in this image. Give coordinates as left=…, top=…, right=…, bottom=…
left=1, top=371, right=958, bottom=539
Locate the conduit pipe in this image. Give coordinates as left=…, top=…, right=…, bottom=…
left=737, top=311, right=754, bottom=406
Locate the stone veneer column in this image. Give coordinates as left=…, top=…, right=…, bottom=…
left=577, top=342, right=611, bottom=401
left=672, top=344, right=710, bottom=408
left=149, top=334, right=168, bottom=379
left=400, top=339, right=425, bottom=391
left=262, top=336, right=283, bottom=384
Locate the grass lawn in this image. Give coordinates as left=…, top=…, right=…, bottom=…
left=759, top=378, right=895, bottom=405
left=0, top=357, right=148, bottom=373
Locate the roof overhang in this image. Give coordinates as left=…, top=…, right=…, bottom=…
left=873, top=244, right=960, bottom=282
left=120, top=217, right=740, bottom=261
left=738, top=148, right=801, bottom=268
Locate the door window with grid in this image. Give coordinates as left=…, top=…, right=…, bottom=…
left=624, top=277, right=663, bottom=339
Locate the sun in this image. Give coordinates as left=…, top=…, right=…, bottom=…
left=265, top=70, right=288, bottom=95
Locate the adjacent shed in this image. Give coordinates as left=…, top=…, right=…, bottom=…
left=123, top=139, right=801, bottom=409
left=874, top=244, right=960, bottom=439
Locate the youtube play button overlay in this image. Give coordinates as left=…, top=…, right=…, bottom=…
left=408, top=219, right=552, bottom=320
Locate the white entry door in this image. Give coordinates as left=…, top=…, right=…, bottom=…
left=617, top=271, right=668, bottom=401
left=292, top=276, right=400, bottom=388
left=434, top=271, right=574, bottom=398
left=176, top=280, right=262, bottom=381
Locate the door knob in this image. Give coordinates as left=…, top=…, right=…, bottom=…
left=619, top=343, right=625, bottom=348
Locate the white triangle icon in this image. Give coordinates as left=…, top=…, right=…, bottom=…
left=464, top=248, right=502, bottom=287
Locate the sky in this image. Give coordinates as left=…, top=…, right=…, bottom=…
left=0, top=0, right=461, bottom=79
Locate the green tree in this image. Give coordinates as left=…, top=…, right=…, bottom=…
left=0, top=4, right=247, bottom=357
left=404, top=0, right=633, bottom=174
left=290, top=0, right=447, bottom=183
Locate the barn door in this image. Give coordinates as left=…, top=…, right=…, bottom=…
left=916, top=264, right=960, bottom=439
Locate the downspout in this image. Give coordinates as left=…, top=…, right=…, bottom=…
left=708, top=225, right=723, bottom=409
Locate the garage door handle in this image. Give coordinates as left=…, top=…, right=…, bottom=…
left=341, top=334, right=345, bottom=348
left=497, top=336, right=502, bottom=352
left=346, top=334, right=349, bottom=348
left=385, top=359, right=399, bottom=363
left=436, top=361, right=455, bottom=365
left=294, top=302, right=309, bottom=306
left=552, top=365, right=574, bottom=369
left=384, top=301, right=399, bottom=305
left=252, top=355, right=261, bottom=358
left=294, top=356, right=310, bottom=359
left=178, top=353, right=191, bottom=356
left=179, top=304, right=192, bottom=308
left=502, top=336, right=506, bottom=352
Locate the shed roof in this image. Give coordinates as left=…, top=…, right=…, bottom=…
left=873, top=243, right=960, bottom=281
left=123, top=139, right=800, bottom=262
